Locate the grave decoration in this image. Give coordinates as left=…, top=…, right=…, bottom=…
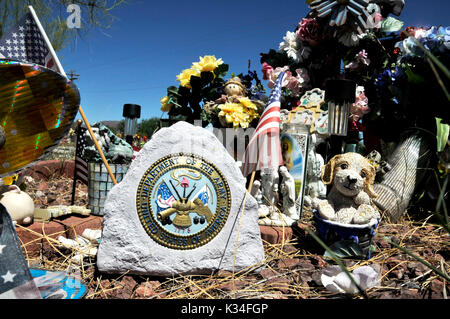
left=160, top=55, right=266, bottom=129
left=97, top=121, right=264, bottom=276
left=311, top=152, right=381, bottom=258
left=259, top=0, right=449, bottom=221
left=0, top=185, right=35, bottom=225
left=0, top=60, right=80, bottom=178
left=81, top=122, right=133, bottom=165
left=205, top=76, right=266, bottom=130
left=78, top=122, right=133, bottom=216
left=0, top=203, right=42, bottom=299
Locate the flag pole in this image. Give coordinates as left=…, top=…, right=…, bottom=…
left=71, top=119, right=83, bottom=205
left=246, top=170, right=256, bottom=193
left=27, top=5, right=118, bottom=185
left=28, top=6, right=67, bottom=78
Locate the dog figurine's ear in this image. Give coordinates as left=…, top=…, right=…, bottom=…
left=321, top=155, right=339, bottom=185
left=364, top=164, right=378, bottom=198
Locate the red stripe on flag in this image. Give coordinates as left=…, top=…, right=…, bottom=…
left=46, top=58, right=54, bottom=69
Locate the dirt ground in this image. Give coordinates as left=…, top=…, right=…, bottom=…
left=21, top=174, right=449, bottom=300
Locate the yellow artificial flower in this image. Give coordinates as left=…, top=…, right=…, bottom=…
left=160, top=96, right=174, bottom=112
left=237, top=97, right=257, bottom=110
left=218, top=102, right=257, bottom=130
left=192, top=55, right=224, bottom=73
left=176, top=68, right=200, bottom=89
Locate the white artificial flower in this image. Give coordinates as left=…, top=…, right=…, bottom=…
left=279, top=31, right=311, bottom=63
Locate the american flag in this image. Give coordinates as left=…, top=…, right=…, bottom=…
left=74, top=126, right=89, bottom=185
left=241, top=72, right=286, bottom=176
left=0, top=7, right=62, bottom=74
left=71, top=124, right=88, bottom=204
left=0, top=204, right=41, bottom=299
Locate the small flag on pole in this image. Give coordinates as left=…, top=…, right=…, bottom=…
left=71, top=124, right=88, bottom=205
left=0, top=6, right=66, bottom=77
left=241, top=72, right=286, bottom=176
left=74, top=126, right=89, bottom=186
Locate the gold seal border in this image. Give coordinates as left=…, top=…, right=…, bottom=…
left=136, top=153, right=232, bottom=250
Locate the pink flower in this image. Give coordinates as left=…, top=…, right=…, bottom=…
left=345, top=50, right=370, bottom=71
left=285, top=68, right=310, bottom=96
left=261, top=62, right=273, bottom=80
left=372, top=13, right=383, bottom=29
left=296, top=18, right=323, bottom=47
left=350, top=86, right=370, bottom=121
left=267, top=66, right=291, bottom=89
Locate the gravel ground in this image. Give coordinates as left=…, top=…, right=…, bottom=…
left=20, top=172, right=449, bottom=300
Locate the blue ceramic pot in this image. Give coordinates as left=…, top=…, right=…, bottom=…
left=313, top=210, right=379, bottom=259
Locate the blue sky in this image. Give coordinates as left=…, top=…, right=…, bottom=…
left=57, top=0, right=450, bottom=123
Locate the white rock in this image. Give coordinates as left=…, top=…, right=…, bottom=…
left=97, top=121, right=265, bottom=276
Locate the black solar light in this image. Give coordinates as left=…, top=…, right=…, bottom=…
left=325, top=79, right=356, bottom=136
left=123, top=104, right=141, bottom=145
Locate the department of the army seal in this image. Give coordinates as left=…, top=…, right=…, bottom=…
left=136, top=153, right=232, bottom=250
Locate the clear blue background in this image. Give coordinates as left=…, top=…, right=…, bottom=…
left=58, top=0, right=450, bottom=123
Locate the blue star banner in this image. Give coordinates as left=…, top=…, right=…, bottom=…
left=0, top=203, right=41, bottom=299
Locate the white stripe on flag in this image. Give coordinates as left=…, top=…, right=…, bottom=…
left=258, top=108, right=280, bottom=126
left=248, top=122, right=280, bottom=145
left=241, top=72, right=285, bottom=176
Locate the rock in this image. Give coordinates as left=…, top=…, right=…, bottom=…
left=281, top=244, right=298, bottom=254
left=266, top=277, right=290, bottom=293
left=428, top=279, right=445, bottom=299
left=277, top=258, right=301, bottom=269
left=100, top=279, right=112, bottom=290
left=298, top=259, right=315, bottom=271
left=37, top=182, right=49, bottom=191
left=407, top=262, right=428, bottom=277
left=260, top=269, right=277, bottom=279
left=400, top=287, right=420, bottom=299
left=218, top=280, right=247, bottom=292
left=375, top=237, right=391, bottom=249
left=392, top=268, right=405, bottom=280
left=113, top=275, right=137, bottom=299
left=97, top=121, right=265, bottom=276
left=298, top=274, right=311, bottom=287
left=47, top=194, right=57, bottom=204
left=35, top=190, right=45, bottom=198
left=311, top=272, right=323, bottom=287
left=135, top=284, right=157, bottom=298
left=312, top=255, right=328, bottom=268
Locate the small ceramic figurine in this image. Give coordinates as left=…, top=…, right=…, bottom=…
left=205, top=77, right=266, bottom=128
left=223, top=77, right=247, bottom=97
left=214, top=77, right=248, bottom=110
left=0, top=185, right=35, bottom=225
left=250, top=179, right=263, bottom=204
left=83, top=123, right=133, bottom=164
left=258, top=166, right=299, bottom=226
left=304, top=134, right=327, bottom=207
left=312, top=152, right=381, bottom=224
left=260, top=167, right=279, bottom=205
left=279, top=166, right=299, bottom=222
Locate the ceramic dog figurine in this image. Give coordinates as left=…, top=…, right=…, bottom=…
left=312, top=152, right=381, bottom=224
